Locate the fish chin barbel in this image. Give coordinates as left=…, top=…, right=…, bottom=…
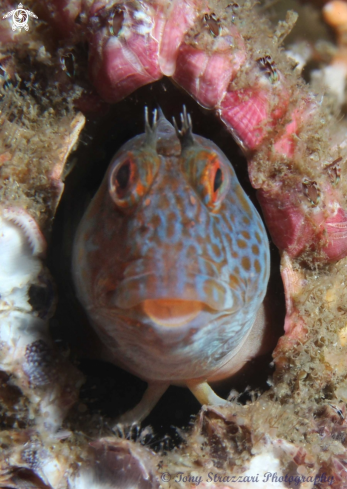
left=72, top=107, right=270, bottom=424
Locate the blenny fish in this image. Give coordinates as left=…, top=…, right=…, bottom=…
left=72, top=107, right=270, bottom=424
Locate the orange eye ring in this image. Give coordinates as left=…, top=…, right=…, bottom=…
left=200, top=153, right=228, bottom=210
left=108, top=148, right=160, bottom=209
left=109, top=156, right=138, bottom=207
left=113, top=159, right=134, bottom=198
left=181, top=148, right=230, bottom=211
left=211, top=161, right=224, bottom=202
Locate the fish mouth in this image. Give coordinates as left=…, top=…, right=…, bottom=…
left=142, top=299, right=203, bottom=327
left=96, top=271, right=245, bottom=314
left=94, top=260, right=246, bottom=316
left=114, top=275, right=236, bottom=310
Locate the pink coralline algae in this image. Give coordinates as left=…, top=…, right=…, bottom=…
left=173, top=15, right=246, bottom=108
left=219, top=86, right=287, bottom=150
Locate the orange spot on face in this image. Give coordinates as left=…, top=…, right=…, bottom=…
left=252, top=244, right=259, bottom=255
left=241, top=230, right=251, bottom=239
left=232, top=251, right=239, bottom=258
left=236, top=187, right=251, bottom=214
left=212, top=244, right=220, bottom=255
left=242, top=256, right=251, bottom=271
left=255, top=232, right=262, bottom=244
left=243, top=217, right=250, bottom=225
left=229, top=274, right=240, bottom=288
left=255, top=259, right=261, bottom=273
left=237, top=239, right=247, bottom=249
left=151, top=214, right=160, bottom=227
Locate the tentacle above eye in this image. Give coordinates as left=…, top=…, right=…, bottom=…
left=144, top=106, right=158, bottom=148
left=173, top=105, right=195, bottom=149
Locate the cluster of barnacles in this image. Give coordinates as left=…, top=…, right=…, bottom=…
left=1, top=0, right=347, bottom=487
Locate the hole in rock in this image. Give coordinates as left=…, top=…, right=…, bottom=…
left=48, top=79, right=285, bottom=446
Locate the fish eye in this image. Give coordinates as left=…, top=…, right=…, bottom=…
left=181, top=148, right=230, bottom=211
left=109, top=156, right=137, bottom=206
left=108, top=149, right=160, bottom=209
left=115, top=160, right=131, bottom=193
left=213, top=166, right=223, bottom=193
left=206, top=157, right=227, bottom=209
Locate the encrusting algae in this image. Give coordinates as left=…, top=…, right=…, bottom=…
left=1, top=0, right=347, bottom=488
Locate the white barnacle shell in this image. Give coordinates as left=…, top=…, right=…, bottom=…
left=0, top=206, right=47, bottom=362
left=0, top=208, right=44, bottom=301
left=0, top=206, right=83, bottom=432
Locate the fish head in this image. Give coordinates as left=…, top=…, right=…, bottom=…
left=73, top=107, right=270, bottom=379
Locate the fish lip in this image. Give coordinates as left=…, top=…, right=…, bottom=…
left=113, top=275, right=243, bottom=312
left=94, top=259, right=246, bottom=312
left=141, top=299, right=203, bottom=327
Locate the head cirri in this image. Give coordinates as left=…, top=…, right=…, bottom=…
left=72, top=107, right=270, bottom=386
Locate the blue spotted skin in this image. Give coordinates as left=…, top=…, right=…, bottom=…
left=73, top=112, right=270, bottom=387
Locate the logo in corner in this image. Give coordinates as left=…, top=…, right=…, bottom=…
left=2, top=3, right=38, bottom=32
